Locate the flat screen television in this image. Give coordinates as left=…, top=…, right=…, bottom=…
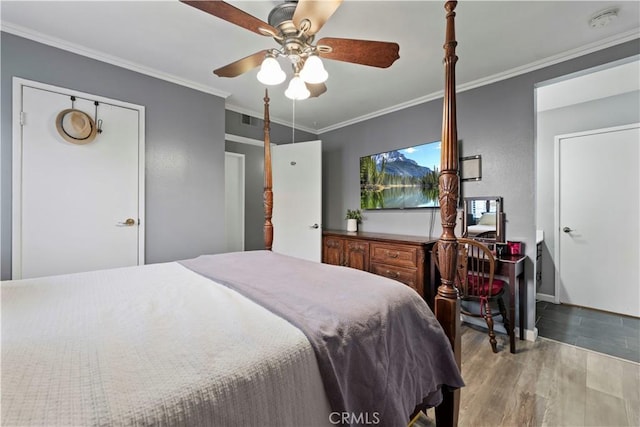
left=360, top=140, right=440, bottom=210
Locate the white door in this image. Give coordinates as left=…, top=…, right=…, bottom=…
left=13, top=80, right=144, bottom=279
left=272, top=140, right=322, bottom=262
left=225, top=152, right=245, bottom=252
left=556, top=124, right=639, bottom=317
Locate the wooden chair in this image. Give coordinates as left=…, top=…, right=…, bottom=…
left=434, top=238, right=510, bottom=353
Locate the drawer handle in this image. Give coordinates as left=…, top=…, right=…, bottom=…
left=386, top=251, right=400, bottom=258
left=385, top=270, right=400, bottom=279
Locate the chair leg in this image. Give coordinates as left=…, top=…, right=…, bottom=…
left=484, top=300, right=498, bottom=353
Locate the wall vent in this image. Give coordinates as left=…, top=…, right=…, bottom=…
left=241, top=114, right=256, bottom=126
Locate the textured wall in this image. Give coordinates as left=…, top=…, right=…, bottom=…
left=1, top=32, right=226, bottom=278
left=319, top=39, right=639, bottom=333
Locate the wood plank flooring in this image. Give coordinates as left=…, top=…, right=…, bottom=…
left=448, top=325, right=639, bottom=426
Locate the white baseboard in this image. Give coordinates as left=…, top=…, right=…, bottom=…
left=536, top=293, right=556, bottom=303
left=515, top=326, right=538, bottom=342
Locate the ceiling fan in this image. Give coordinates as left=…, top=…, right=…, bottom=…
left=180, top=0, right=400, bottom=100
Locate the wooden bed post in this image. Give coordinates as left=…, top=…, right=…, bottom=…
left=435, top=1, right=461, bottom=426
left=263, top=89, right=273, bottom=250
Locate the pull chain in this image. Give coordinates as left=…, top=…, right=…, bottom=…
left=291, top=99, right=296, bottom=144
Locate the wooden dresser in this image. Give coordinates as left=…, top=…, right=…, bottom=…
left=322, top=230, right=437, bottom=306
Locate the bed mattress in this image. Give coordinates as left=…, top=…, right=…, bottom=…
left=1, top=262, right=332, bottom=426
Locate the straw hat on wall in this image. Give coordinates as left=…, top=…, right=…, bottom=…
left=55, top=109, right=98, bottom=144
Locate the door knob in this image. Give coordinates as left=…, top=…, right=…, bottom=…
left=310, top=223, right=320, bottom=229
left=562, top=226, right=573, bottom=233
left=117, top=218, right=136, bottom=226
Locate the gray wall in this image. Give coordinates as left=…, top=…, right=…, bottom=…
left=319, top=39, right=639, bottom=333
left=1, top=32, right=227, bottom=279
left=224, top=110, right=317, bottom=251
left=536, top=90, right=640, bottom=296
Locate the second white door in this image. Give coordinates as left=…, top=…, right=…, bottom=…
left=272, top=140, right=322, bottom=262
left=557, top=123, right=639, bottom=317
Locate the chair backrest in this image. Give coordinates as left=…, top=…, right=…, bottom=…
left=433, top=238, right=496, bottom=298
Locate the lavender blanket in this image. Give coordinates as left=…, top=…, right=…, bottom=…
left=181, top=251, right=463, bottom=426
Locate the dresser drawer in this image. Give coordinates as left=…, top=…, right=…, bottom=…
left=370, top=262, right=419, bottom=291
left=370, top=243, right=418, bottom=268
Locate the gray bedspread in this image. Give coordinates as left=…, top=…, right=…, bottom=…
left=180, top=250, right=464, bottom=426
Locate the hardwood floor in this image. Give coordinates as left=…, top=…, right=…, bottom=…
left=451, top=325, right=640, bottom=426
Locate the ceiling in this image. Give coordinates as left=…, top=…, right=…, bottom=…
left=2, top=1, right=638, bottom=134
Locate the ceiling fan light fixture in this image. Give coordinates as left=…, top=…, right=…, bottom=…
left=299, top=55, right=328, bottom=84
left=285, top=74, right=310, bottom=100
left=257, top=56, right=286, bottom=85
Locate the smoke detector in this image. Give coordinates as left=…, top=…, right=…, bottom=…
left=589, top=7, right=619, bottom=28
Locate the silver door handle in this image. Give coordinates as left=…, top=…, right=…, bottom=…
left=563, top=227, right=573, bottom=233
left=309, top=223, right=319, bottom=229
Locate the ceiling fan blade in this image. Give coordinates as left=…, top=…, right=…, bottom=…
left=181, top=0, right=277, bottom=36
left=317, top=37, right=400, bottom=68
left=307, top=82, right=327, bottom=98
left=214, top=50, right=269, bottom=78
left=293, top=0, right=343, bottom=36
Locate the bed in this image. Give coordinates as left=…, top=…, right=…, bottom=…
left=1, top=1, right=464, bottom=426
left=467, top=212, right=497, bottom=237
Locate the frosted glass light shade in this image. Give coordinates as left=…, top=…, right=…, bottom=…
left=257, top=57, right=286, bottom=85
left=299, top=56, right=328, bottom=84
left=285, top=75, right=310, bottom=100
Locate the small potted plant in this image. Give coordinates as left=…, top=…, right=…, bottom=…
left=345, top=209, right=363, bottom=232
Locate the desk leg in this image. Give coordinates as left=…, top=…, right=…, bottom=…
left=508, top=270, right=516, bottom=353
left=519, top=274, right=525, bottom=341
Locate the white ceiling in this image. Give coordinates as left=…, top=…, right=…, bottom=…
left=2, top=1, right=638, bottom=133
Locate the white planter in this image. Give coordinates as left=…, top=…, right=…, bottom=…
left=347, top=218, right=358, bottom=232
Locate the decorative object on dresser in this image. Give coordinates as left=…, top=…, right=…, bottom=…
left=345, top=208, right=363, bottom=232
left=322, top=230, right=438, bottom=307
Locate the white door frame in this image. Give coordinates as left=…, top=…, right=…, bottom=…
left=553, top=123, right=639, bottom=304
left=12, top=77, right=146, bottom=278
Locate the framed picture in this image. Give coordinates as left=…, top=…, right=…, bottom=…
left=460, top=155, right=481, bottom=181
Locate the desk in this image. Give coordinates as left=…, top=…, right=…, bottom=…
left=430, top=253, right=526, bottom=354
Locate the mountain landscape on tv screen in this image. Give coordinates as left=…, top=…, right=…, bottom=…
left=360, top=144, right=440, bottom=210
left=371, top=150, right=434, bottom=178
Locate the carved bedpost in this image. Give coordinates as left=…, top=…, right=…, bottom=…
left=435, top=2, right=461, bottom=426
left=263, top=89, right=273, bottom=250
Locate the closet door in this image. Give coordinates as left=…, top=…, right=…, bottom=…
left=557, top=124, right=639, bottom=317
left=13, top=81, right=144, bottom=279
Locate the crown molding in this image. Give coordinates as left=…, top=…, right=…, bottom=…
left=316, top=28, right=640, bottom=134
left=3, top=20, right=637, bottom=135
left=1, top=22, right=231, bottom=99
